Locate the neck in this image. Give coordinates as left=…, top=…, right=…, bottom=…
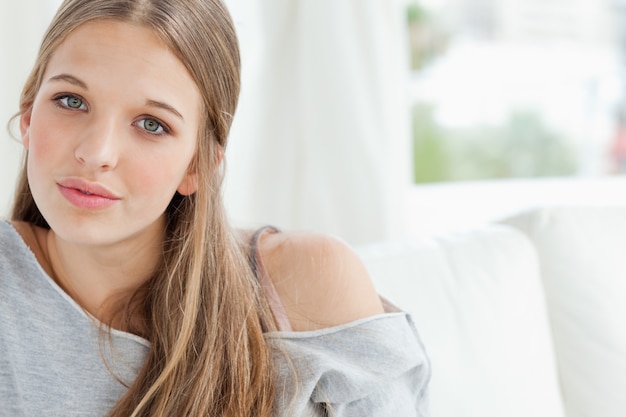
left=46, top=226, right=163, bottom=329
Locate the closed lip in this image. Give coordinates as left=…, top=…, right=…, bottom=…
left=57, top=178, right=121, bottom=200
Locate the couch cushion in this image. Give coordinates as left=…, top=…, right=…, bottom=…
left=502, top=206, right=626, bottom=417
left=357, top=225, right=564, bottom=417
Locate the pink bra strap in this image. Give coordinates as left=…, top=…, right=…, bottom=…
left=249, top=226, right=293, bottom=332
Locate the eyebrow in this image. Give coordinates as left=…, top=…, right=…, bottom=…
left=146, top=99, right=184, bottom=121
left=48, top=74, right=88, bottom=90
left=48, top=73, right=184, bottom=121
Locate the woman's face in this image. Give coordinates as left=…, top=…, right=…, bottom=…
left=21, top=20, right=203, bottom=248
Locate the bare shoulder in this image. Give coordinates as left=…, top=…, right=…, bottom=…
left=258, top=230, right=384, bottom=331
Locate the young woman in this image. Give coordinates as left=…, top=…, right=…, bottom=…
left=0, top=0, right=430, bottom=416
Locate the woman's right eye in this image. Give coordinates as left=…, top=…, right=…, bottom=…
left=55, top=95, right=87, bottom=110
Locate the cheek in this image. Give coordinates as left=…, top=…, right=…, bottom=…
left=128, top=153, right=193, bottom=199
left=28, top=129, right=59, bottom=159
left=24, top=114, right=66, bottom=212
left=26, top=126, right=61, bottom=183
left=27, top=107, right=72, bottom=162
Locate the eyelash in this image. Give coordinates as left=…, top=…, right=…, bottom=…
left=52, top=94, right=172, bottom=136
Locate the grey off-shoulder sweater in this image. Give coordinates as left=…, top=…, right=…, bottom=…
left=0, top=221, right=430, bottom=416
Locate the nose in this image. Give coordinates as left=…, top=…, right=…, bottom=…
left=74, top=116, right=120, bottom=170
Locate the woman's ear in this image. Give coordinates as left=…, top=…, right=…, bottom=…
left=177, top=148, right=224, bottom=196
left=20, top=110, right=32, bottom=149
left=177, top=171, right=198, bottom=196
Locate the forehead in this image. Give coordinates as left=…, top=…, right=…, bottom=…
left=43, top=20, right=202, bottom=113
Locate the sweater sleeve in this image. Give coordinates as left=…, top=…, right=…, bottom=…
left=265, top=312, right=431, bottom=417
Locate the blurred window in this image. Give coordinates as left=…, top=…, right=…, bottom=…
left=405, top=0, right=624, bottom=183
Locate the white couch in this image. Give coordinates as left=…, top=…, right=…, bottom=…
left=357, top=206, right=626, bottom=417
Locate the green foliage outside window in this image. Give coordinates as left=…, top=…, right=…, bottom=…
left=412, top=104, right=579, bottom=183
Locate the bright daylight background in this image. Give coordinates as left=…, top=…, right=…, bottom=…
left=2, top=0, right=626, bottom=245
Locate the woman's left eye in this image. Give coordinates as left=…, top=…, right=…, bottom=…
left=136, top=118, right=168, bottom=135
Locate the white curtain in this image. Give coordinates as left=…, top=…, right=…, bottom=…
left=225, top=0, right=411, bottom=245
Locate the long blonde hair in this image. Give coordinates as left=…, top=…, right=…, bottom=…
left=11, top=1, right=277, bottom=416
